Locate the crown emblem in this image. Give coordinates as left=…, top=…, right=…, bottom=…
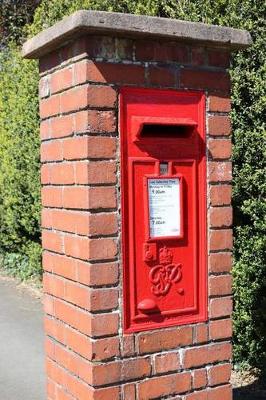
left=159, top=246, right=173, bottom=265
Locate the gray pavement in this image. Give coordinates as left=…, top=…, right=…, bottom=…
left=0, top=277, right=45, bottom=400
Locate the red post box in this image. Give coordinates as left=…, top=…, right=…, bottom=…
left=120, top=87, right=207, bottom=332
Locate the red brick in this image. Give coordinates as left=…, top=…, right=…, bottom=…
left=59, top=85, right=117, bottom=114
left=42, top=187, right=63, bottom=208
left=209, top=207, right=232, bottom=228
left=208, top=95, right=231, bottom=112
left=43, top=252, right=118, bottom=286
left=89, top=186, right=117, bottom=209
left=47, top=378, right=56, bottom=398
left=183, top=342, right=232, bottom=369
left=50, top=67, right=73, bottom=94
left=83, top=35, right=116, bottom=59
left=122, top=383, right=136, bottom=400
left=116, top=38, right=134, bottom=60
left=209, top=229, right=233, bottom=251
left=43, top=273, right=65, bottom=299
left=208, top=363, right=231, bottom=386
left=74, top=109, right=116, bottom=133
left=60, top=85, right=89, bottom=113
left=208, top=116, right=231, bottom=136
left=40, top=95, right=60, bottom=119
left=87, top=212, right=118, bottom=236
left=62, top=136, right=116, bottom=160
left=138, top=326, right=193, bottom=354
left=42, top=163, right=75, bottom=185
left=209, top=184, right=231, bottom=206
left=41, top=164, right=50, bottom=184
left=91, top=361, right=121, bottom=386
left=73, top=60, right=103, bottom=84
left=43, top=294, right=55, bottom=316
left=180, top=69, right=230, bottom=91
left=42, top=230, right=63, bottom=253
left=208, top=384, right=232, bottom=400
left=208, top=162, right=232, bottom=182
left=65, top=279, right=118, bottom=312
left=53, top=298, right=93, bottom=337
left=50, top=114, right=74, bottom=138
left=148, top=65, right=177, bottom=87
left=88, top=238, right=117, bottom=261
left=62, top=186, right=116, bottom=210
left=64, top=327, right=96, bottom=361
left=74, top=60, right=145, bottom=85
left=46, top=358, right=93, bottom=399
left=43, top=251, right=76, bottom=280
left=209, top=275, right=232, bottom=296
left=93, top=386, right=120, bottom=400
left=185, top=391, right=208, bottom=400
left=193, top=368, right=207, bottom=389
left=77, top=261, right=119, bottom=286
left=75, top=161, right=116, bottom=184
left=122, top=357, right=151, bottom=381
left=42, top=209, right=88, bottom=234
left=52, top=298, right=119, bottom=344
left=88, top=287, right=119, bottom=312
left=154, top=352, right=180, bottom=374
left=46, top=338, right=93, bottom=385
left=135, top=40, right=189, bottom=63
left=121, top=335, right=135, bottom=357
left=91, top=336, right=120, bottom=361
left=209, top=319, right=232, bottom=340
left=63, top=234, right=89, bottom=260
left=208, top=49, right=230, bottom=68
left=138, top=372, right=191, bottom=399
left=42, top=209, right=117, bottom=236
left=40, top=119, right=50, bottom=140
left=41, top=140, right=63, bottom=162
left=56, top=385, right=75, bottom=400
left=86, top=85, right=117, bottom=108
left=91, top=313, right=119, bottom=337
left=209, top=297, right=232, bottom=319
left=194, top=324, right=209, bottom=344
left=44, top=317, right=66, bottom=345
left=191, top=47, right=206, bottom=65
left=208, top=139, right=232, bottom=159
left=39, top=51, right=60, bottom=74
left=63, top=235, right=117, bottom=261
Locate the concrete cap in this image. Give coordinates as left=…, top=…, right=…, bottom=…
left=22, top=10, right=252, bottom=59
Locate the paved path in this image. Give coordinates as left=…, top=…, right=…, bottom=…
left=0, top=277, right=45, bottom=400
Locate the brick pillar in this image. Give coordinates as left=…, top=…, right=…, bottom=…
left=23, top=10, right=251, bottom=400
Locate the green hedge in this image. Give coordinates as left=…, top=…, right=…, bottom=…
left=0, top=45, right=41, bottom=280
left=0, top=0, right=265, bottom=369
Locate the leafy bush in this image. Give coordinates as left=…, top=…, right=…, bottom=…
left=0, top=0, right=39, bottom=46
left=0, top=0, right=264, bottom=369
left=0, top=45, right=41, bottom=280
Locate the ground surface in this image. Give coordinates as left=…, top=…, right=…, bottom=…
left=232, top=369, right=266, bottom=400
left=0, top=276, right=45, bottom=400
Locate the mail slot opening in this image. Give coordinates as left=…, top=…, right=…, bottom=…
left=140, top=123, right=194, bottom=138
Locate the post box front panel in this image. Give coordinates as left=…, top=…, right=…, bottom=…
left=120, top=88, right=207, bottom=332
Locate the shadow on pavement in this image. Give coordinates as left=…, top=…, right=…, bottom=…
left=234, top=381, right=266, bottom=400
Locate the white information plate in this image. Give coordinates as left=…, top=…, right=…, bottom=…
left=148, top=178, right=180, bottom=238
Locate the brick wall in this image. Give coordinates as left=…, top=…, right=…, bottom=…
left=40, top=35, right=232, bottom=400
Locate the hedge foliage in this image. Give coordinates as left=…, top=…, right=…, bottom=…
left=0, top=0, right=265, bottom=369
left=0, top=45, right=41, bottom=280
left=0, top=0, right=39, bottom=46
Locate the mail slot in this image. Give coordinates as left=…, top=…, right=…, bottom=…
left=120, top=87, right=207, bottom=332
